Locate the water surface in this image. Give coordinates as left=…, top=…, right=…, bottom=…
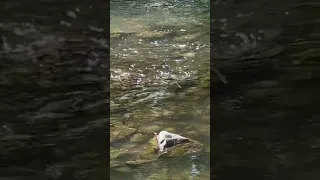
left=212, top=0, right=320, bottom=179
left=0, top=1, right=109, bottom=179
left=110, top=0, right=210, bottom=179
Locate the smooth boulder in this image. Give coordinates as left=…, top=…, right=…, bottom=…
left=156, top=131, right=202, bottom=156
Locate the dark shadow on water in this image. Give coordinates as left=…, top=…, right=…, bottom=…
left=211, top=0, right=320, bottom=179
left=0, top=0, right=109, bottom=179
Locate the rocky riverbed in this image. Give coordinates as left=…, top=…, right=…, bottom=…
left=110, top=0, right=210, bottom=179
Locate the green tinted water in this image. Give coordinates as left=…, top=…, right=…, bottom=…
left=110, top=0, right=210, bottom=179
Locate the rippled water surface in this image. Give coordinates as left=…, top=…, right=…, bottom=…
left=110, top=0, right=210, bottom=179
left=0, top=0, right=109, bottom=179
left=212, top=0, right=320, bottom=179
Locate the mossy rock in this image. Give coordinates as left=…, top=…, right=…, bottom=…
left=110, top=160, right=122, bottom=168
left=126, top=159, right=154, bottom=166
left=130, top=133, right=149, bottom=143
left=110, top=123, right=136, bottom=142
left=139, top=135, right=158, bottom=158
left=110, top=147, right=128, bottom=160
left=125, top=134, right=203, bottom=166
left=163, top=127, right=176, bottom=133
left=139, top=124, right=163, bottom=134
left=158, top=139, right=203, bottom=158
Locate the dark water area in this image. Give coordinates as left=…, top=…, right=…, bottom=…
left=212, top=0, right=320, bottom=179
left=0, top=1, right=109, bottom=179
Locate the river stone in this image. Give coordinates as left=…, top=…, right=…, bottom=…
left=113, top=166, right=132, bottom=173
left=110, top=124, right=136, bottom=142
left=138, top=124, right=162, bottom=134
left=110, top=160, right=122, bottom=168
left=126, top=159, right=153, bottom=166
left=119, top=142, right=137, bottom=150
left=126, top=131, right=203, bottom=166
left=138, top=135, right=158, bottom=159
left=163, top=127, right=176, bottom=133
left=157, top=131, right=189, bottom=152
left=110, top=148, right=128, bottom=160
left=130, top=133, right=149, bottom=143
left=156, top=131, right=203, bottom=158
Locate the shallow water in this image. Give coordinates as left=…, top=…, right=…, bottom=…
left=212, top=0, right=320, bottom=179
left=110, top=0, right=210, bottom=179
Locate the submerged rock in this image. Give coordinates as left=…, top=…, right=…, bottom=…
left=126, top=159, right=153, bottom=166
left=110, top=123, right=136, bottom=142
left=130, top=133, right=149, bottom=143
left=119, top=131, right=203, bottom=167
left=110, top=148, right=128, bottom=160
left=113, top=166, right=132, bottom=173
left=138, top=124, right=163, bottom=134
left=144, top=131, right=203, bottom=158
left=110, top=160, right=122, bottom=168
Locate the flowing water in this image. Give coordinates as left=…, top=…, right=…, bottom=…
left=212, top=0, right=320, bottom=179
left=0, top=0, right=109, bottom=179
left=110, top=0, right=210, bottom=179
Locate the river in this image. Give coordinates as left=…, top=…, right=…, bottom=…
left=110, top=0, right=210, bottom=179
left=0, top=0, right=109, bottom=179
left=212, top=0, right=320, bottom=179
